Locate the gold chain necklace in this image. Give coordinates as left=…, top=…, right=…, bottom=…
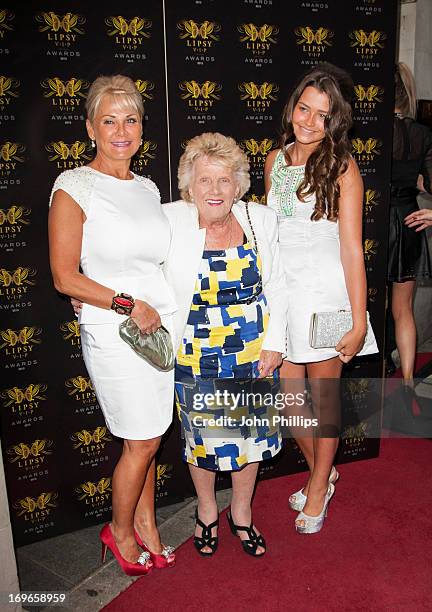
left=204, top=214, right=233, bottom=250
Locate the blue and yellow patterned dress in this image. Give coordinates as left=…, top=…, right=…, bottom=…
left=175, top=239, right=281, bottom=471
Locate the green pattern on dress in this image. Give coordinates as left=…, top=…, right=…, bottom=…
left=269, top=150, right=305, bottom=218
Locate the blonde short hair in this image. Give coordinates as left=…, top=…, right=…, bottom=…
left=178, top=132, right=250, bottom=202
left=85, top=74, right=143, bottom=123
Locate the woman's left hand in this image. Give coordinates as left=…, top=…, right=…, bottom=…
left=404, top=208, right=432, bottom=231
left=336, top=328, right=366, bottom=363
left=257, top=350, right=282, bottom=378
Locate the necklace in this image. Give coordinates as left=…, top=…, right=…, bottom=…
left=204, top=213, right=233, bottom=250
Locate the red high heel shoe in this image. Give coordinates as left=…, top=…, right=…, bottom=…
left=100, top=523, right=153, bottom=576
left=134, top=529, right=176, bottom=569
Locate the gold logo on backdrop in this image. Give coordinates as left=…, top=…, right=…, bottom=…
left=134, top=141, right=157, bottom=168
left=41, top=77, right=89, bottom=98
left=345, top=379, right=369, bottom=401
left=76, top=477, right=112, bottom=500
left=134, top=80, right=155, bottom=101
left=156, top=464, right=173, bottom=490
left=46, top=141, right=92, bottom=168
left=60, top=320, right=80, bottom=342
left=179, top=80, right=222, bottom=103
left=105, top=16, right=151, bottom=38
left=1, top=384, right=47, bottom=407
left=0, top=267, right=36, bottom=288
left=351, top=138, right=381, bottom=162
left=239, top=82, right=278, bottom=111
left=350, top=30, right=386, bottom=56
left=0, top=327, right=42, bottom=350
left=241, top=138, right=275, bottom=160
left=0, top=206, right=31, bottom=227
left=238, top=23, right=278, bottom=55
left=36, top=12, right=85, bottom=34
left=7, top=439, right=53, bottom=463
left=342, top=422, right=368, bottom=447
left=71, top=426, right=112, bottom=448
left=364, top=189, right=380, bottom=215
left=0, top=142, right=25, bottom=162
left=0, top=9, right=14, bottom=37
left=354, top=84, right=383, bottom=102
left=0, top=76, right=20, bottom=99
left=295, top=26, right=334, bottom=46
left=65, top=376, right=94, bottom=395
left=364, top=239, right=379, bottom=260
left=177, top=19, right=221, bottom=50
left=368, top=287, right=378, bottom=302
left=249, top=194, right=266, bottom=205
left=14, top=492, right=58, bottom=517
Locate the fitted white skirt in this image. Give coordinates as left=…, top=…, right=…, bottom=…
left=80, top=317, right=175, bottom=440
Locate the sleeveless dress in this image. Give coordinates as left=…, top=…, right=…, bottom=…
left=49, top=166, right=177, bottom=440
left=174, top=240, right=281, bottom=471
left=267, top=149, right=378, bottom=363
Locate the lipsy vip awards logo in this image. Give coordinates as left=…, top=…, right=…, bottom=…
left=7, top=438, right=53, bottom=482
left=364, top=188, right=380, bottom=218
left=344, top=378, right=369, bottom=403
left=240, top=138, right=275, bottom=178
left=0, top=266, right=35, bottom=313
left=76, top=477, right=112, bottom=517
left=36, top=11, right=85, bottom=60
left=41, top=77, right=89, bottom=124
left=368, top=287, right=378, bottom=303
left=179, top=80, right=221, bottom=124
left=351, top=138, right=381, bottom=171
left=0, top=9, right=14, bottom=40
left=1, top=383, right=47, bottom=426
left=249, top=194, right=266, bottom=205
left=0, top=205, right=31, bottom=252
left=71, top=426, right=112, bottom=467
left=0, top=75, right=19, bottom=123
left=1, top=326, right=42, bottom=371
left=0, top=141, right=25, bottom=180
left=364, top=238, right=379, bottom=262
left=295, top=26, right=334, bottom=63
left=13, top=491, right=58, bottom=534
left=156, top=463, right=172, bottom=500
left=134, top=79, right=155, bottom=103
left=46, top=140, right=92, bottom=169
left=239, top=23, right=278, bottom=67
left=60, top=320, right=81, bottom=358
left=355, top=0, right=383, bottom=16
left=353, top=84, right=384, bottom=124
left=342, top=422, right=368, bottom=456
left=350, top=30, right=386, bottom=70
left=239, top=81, right=278, bottom=124
left=132, top=140, right=157, bottom=174
left=105, top=15, right=151, bottom=60
left=177, top=19, right=220, bottom=64
left=65, top=375, right=98, bottom=415
left=300, top=2, right=330, bottom=13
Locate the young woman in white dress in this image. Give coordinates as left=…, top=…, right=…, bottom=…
left=48, top=75, right=176, bottom=574
left=264, top=63, right=377, bottom=534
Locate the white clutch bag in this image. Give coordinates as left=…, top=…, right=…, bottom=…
left=309, top=310, right=355, bottom=349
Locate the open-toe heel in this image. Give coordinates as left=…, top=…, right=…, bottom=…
left=193, top=509, right=219, bottom=556
left=227, top=510, right=266, bottom=557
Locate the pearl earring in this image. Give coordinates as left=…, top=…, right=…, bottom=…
left=91, top=140, right=96, bottom=148
left=140, top=139, right=143, bottom=145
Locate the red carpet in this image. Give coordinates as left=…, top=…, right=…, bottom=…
left=391, top=351, right=432, bottom=378
left=103, top=438, right=432, bottom=612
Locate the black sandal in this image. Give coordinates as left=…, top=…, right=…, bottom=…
left=227, top=510, right=266, bottom=557
left=193, top=509, right=219, bottom=556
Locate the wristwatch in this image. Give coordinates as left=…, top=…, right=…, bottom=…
left=111, top=292, right=135, bottom=316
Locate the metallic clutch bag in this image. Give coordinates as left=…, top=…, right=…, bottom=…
left=309, top=310, right=353, bottom=349
left=119, top=317, right=175, bottom=371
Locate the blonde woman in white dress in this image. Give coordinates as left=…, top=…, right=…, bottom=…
left=264, top=63, right=377, bottom=534
left=48, top=75, right=176, bottom=575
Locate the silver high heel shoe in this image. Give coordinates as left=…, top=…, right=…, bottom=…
left=289, top=466, right=339, bottom=512
left=295, top=483, right=335, bottom=534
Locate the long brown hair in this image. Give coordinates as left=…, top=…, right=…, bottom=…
left=280, top=62, right=353, bottom=221
left=394, top=62, right=417, bottom=119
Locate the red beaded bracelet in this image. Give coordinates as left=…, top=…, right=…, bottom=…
left=111, top=292, right=135, bottom=316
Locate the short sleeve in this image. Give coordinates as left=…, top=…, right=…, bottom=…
left=134, top=174, right=161, bottom=200
left=48, top=167, right=96, bottom=214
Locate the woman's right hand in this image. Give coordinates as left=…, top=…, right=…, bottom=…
left=132, top=300, right=161, bottom=334
left=405, top=208, right=432, bottom=231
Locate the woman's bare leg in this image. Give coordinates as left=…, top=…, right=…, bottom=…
left=189, top=464, right=217, bottom=554
left=392, top=280, right=417, bottom=383
left=231, top=462, right=265, bottom=555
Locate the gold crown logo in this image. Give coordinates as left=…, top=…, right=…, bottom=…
left=136, top=141, right=157, bottom=160
left=41, top=77, right=89, bottom=98
left=134, top=80, right=155, bottom=100
left=36, top=12, right=85, bottom=34
left=177, top=19, right=221, bottom=40
left=156, top=463, right=173, bottom=488
left=46, top=141, right=92, bottom=162
left=354, top=85, right=383, bottom=102
left=238, top=23, right=279, bottom=43
left=60, top=320, right=80, bottom=341
left=0, top=206, right=31, bottom=226
left=65, top=376, right=94, bottom=395
left=295, top=26, right=334, bottom=46
left=0, top=9, right=14, bottom=34
left=7, top=439, right=53, bottom=462
left=241, top=138, right=275, bottom=156
left=239, top=82, right=278, bottom=101
left=0, top=76, right=20, bottom=97
left=0, top=142, right=25, bottom=162
left=0, top=327, right=42, bottom=349
left=1, top=384, right=47, bottom=406
left=71, top=426, right=112, bottom=448
left=179, top=80, right=222, bottom=101
left=350, top=29, right=386, bottom=48
left=105, top=16, right=151, bottom=37
left=351, top=138, right=381, bottom=155
left=76, top=477, right=112, bottom=499
left=14, top=492, right=58, bottom=515
left=364, top=238, right=379, bottom=256
left=0, top=267, right=36, bottom=288
left=249, top=194, right=266, bottom=205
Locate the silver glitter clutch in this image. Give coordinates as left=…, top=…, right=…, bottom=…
left=119, top=317, right=174, bottom=371
left=309, top=310, right=353, bottom=349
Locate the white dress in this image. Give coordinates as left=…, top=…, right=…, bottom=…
left=267, top=149, right=378, bottom=363
left=50, top=166, right=177, bottom=439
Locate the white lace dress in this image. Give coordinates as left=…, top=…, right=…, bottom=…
left=50, top=166, right=177, bottom=439
left=267, top=149, right=378, bottom=363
